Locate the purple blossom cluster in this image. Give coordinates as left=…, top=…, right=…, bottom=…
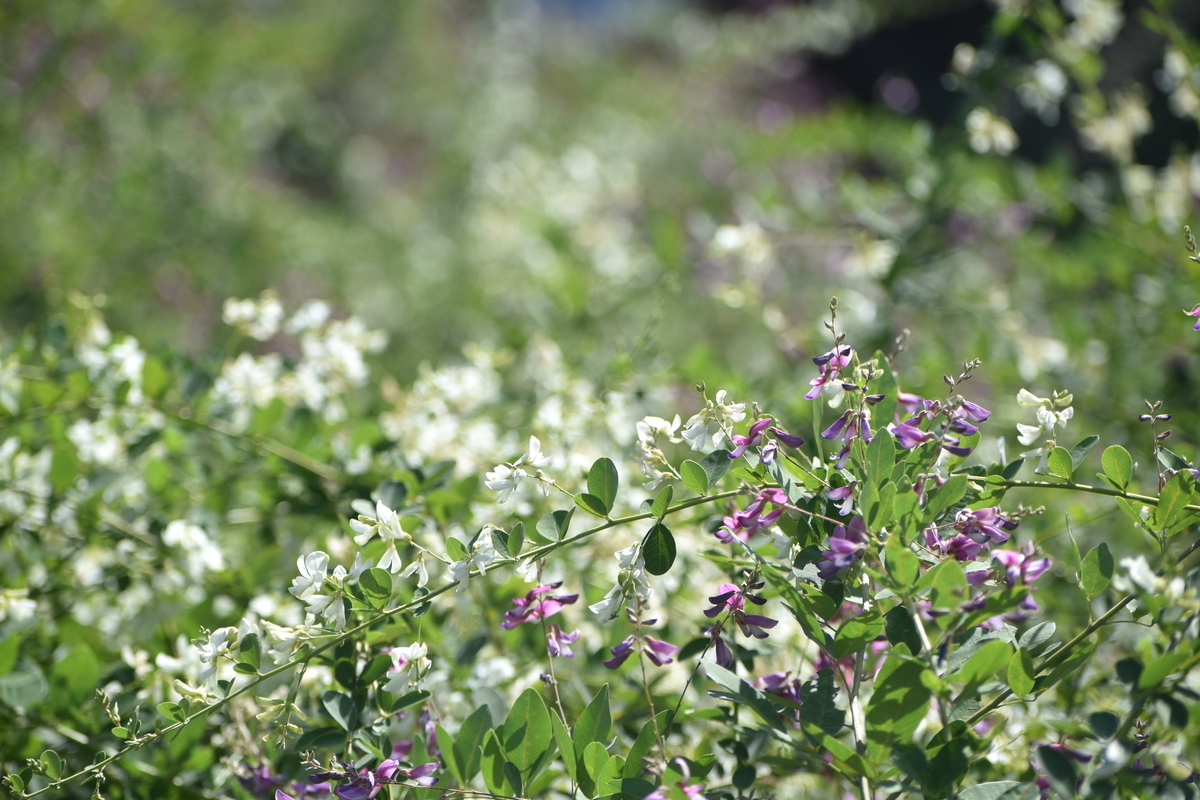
left=269, top=759, right=439, bottom=800
left=719, top=488, right=789, bottom=543
left=890, top=393, right=991, bottom=458
left=499, top=582, right=578, bottom=630
left=805, top=345, right=853, bottom=400
left=815, top=517, right=868, bottom=579
left=727, top=416, right=805, bottom=462
left=604, top=634, right=679, bottom=669
left=924, top=506, right=1019, bottom=563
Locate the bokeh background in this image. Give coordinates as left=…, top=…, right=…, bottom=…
left=5, top=0, right=1200, bottom=544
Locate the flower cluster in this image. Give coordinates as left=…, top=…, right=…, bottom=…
left=718, top=488, right=789, bottom=543
left=484, top=436, right=554, bottom=503
left=500, top=582, right=579, bottom=630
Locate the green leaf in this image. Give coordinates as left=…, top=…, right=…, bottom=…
left=958, top=782, right=1039, bottom=800
left=490, top=528, right=512, bottom=559
left=833, top=610, right=885, bottom=659
left=926, top=474, right=967, bottom=520
left=550, top=709, right=577, bottom=781
left=866, top=426, right=897, bottom=487
left=501, top=688, right=553, bottom=774
left=623, top=712, right=669, bottom=778
left=537, top=509, right=575, bottom=543
left=869, top=351, right=899, bottom=430
left=1080, top=543, right=1113, bottom=599
left=588, top=458, right=619, bottom=514
left=142, top=355, right=170, bottom=399
left=703, top=662, right=785, bottom=731
left=50, top=445, right=77, bottom=494
left=650, top=485, right=674, bottom=520
left=1104, top=443, right=1132, bottom=489
left=157, top=702, right=185, bottom=723
left=359, top=568, right=393, bottom=601
left=446, top=537, right=467, bottom=562
left=437, top=724, right=462, bottom=784
left=1018, top=621, right=1056, bottom=655
left=508, top=522, right=525, bottom=557
left=238, top=633, right=262, bottom=671
left=1153, top=471, right=1195, bottom=532
left=1158, top=446, right=1190, bottom=472
left=1045, top=447, right=1073, bottom=480
left=642, top=524, right=676, bottom=576
left=1088, top=712, right=1119, bottom=739
left=1007, top=648, right=1035, bottom=698
left=679, top=461, right=707, bottom=495
left=50, top=645, right=98, bottom=706
left=39, top=750, right=62, bottom=781
left=480, top=730, right=509, bottom=796
left=799, top=669, right=844, bottom=736
left=699, top=449, right=732, bottom=490
left=865, top=651, right=931, bottom=751
left=573, top=685, right=612, bottom=760
left=884, top=541, right=919, bottom=589
left=0, top=659, right=48, bottom=709
left=1068, top=435, right=1099, bottom=472
left=957, top=639, right=1013, bottom=686
left=885, top=606, right=922, bottom=656
left=503, top=762, right=524, bottom=797
left=390, top=689, right=431, bottom=713
left=112, top=727, right=130, bottom=739
left=576, top=493, right=610, bottom=518
left=454, top=705, right=493, bottom=784
left=1035, top=744, right=1078, bottom=799
left=322, top=691, right=358, bottom=732
left=1138, top=651, right=1190, bottom=690
left=580, top=741, right=611, bottom=798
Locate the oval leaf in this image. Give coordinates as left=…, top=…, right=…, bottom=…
left=1045, top=447, right=1073, bottom=480
left=650, top=485, right=674, bottom=520
left=680, top=461, right=707, bottom=495
left=643, top=524, right=676, bottom=576
left=360, top=568, right=393, bottom=600
left=1080, top=543, right=1113, bottom=599
left=588, top=458, right=619, bottom=514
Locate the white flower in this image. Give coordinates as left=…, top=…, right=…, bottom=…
left=400, top=552, right=429, bottom=587
left=289, top=552, right=329, bottom=600
left=222, top=292, right=284, bottom=341
left=681, top=390, right=746, bottom=452
left=485, top=436, right=554, bottom=503
left=383, top=642, right=431, bottom=692
left=196, top=627, right=238, bottom=688
left=446, top=532, right=499, bottom=593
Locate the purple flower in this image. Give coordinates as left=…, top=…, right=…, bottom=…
left=805, top=345, right=853, bottom=400
left=704, top=581, right=777, bottom=639
left=377, top=761, right=439, bottom=787
left=729, top=417, right=773, bottom=459
left=500, top=582, right=578, bottom=630
left=956, top=401, right=991, bottom=423
left=954, top=507, right=1018, bottom=546
left=822, top=409, right=872, bottom=469
left=771, top=427, right=805, bottom=448
left=898, top=392, right=932, bottom=415
left=546, top=624, right=581, bottom=658
left=891, top=419, right=934, bottom=449
left=710, top=630, right=734, bottom=668
left=241, top=766, right=284, bottom=796
left=757, top=671, right=803, bottom=727
left=824, top=483, right=855, bottom=516
left=604, top=637, right=636, bottom=669
left=816, top=517, right=868, bottom=579
left=993, top=544, right=1051, bottom=587
left=718, top=489, right=788, bottom=543
left=1187, top=304, right=1200, bottom=331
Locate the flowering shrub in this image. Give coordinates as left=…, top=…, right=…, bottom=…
left=2, top=280, right=1200, bottom=800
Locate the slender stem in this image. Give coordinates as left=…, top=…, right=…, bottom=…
left=996, top=479, right=1200, bottom=514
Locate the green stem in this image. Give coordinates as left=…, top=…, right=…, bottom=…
left=996, top=479, right=1200, bottom=514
